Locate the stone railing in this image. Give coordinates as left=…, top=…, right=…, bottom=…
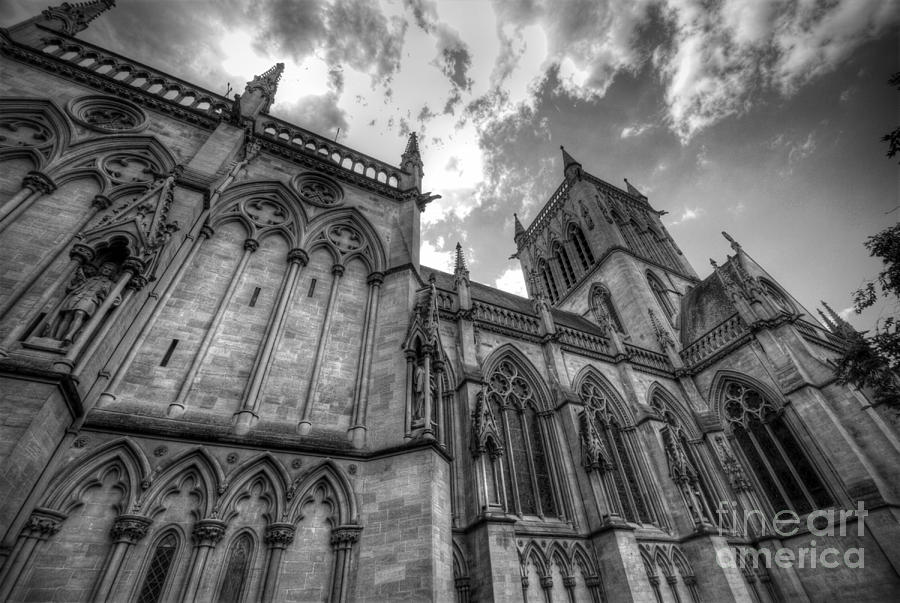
left=471, top=301, right=541, bottom=337
left=794, top=320, right=846, bottom=353
left=679, top=314, right=748, bottom=368
left=557, top=326, right=612, bottom=357
left=260, top=116, right=403, bottom=189
left=37, top=34, right=229, bottom=118
left=625, top=344, right=672, bottom=374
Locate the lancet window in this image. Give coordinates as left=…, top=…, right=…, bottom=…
left=647, top=272, right=675, bottom=321
left=487, top=359, right=558, bottom=518
left=721, top=381, right=833, bottom=515
left=137, top=531, right=179, bottom=603
left=590, top=285, right=625, bottom=334
left=553, top=242, right=576, bottom=289
left=217, top=533, right=253, bottom=603
left=579, top=377, right=654, bottom=524
left=539, top=259, right=559, bottom=303
left=568, top=223, right=594, bottom=272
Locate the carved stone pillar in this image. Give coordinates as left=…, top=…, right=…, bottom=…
left=99, top=223, right=213, bottom=406
left=348, top=271, right=383, bottom=448
left=404, top=350, right=416, bottom=438
left=261, top=522, right=295, bottom=603
left=298, top=263, right=344, bottom=435
left=0, top=242, right=94, bottom=356
left=91, top=514, right=152, bottom=602
left=422, top=346, right=434, bottom=438
left=540, top=575, right=554, bottom=603
left=169, top=238, right=257, bottom=416
left=585, top=575, right=605, bottom=603
left=181, top=519, right=226, bottom=602
left=0, top=171, right=56, bottom=234
left=235, top=248, right=307, bottom=434
left=0, top=508, right=65, bottom=601
left=433, top=358, right=445, bottom=445
left=329, top=525, right=362, bottom=603
left=53, top=257, right=142, bottom=372
left=563, top=575, right=577, bottom=603
left=454, top=576, right=471, bottom=603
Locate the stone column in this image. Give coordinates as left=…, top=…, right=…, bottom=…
left=261, top=522, right=295, bottom=603
left=348, top=271, right=382, bottom=447
left=433, top=359, right=445, bottom=445
left=404, top=350, right=416, bottom=438
left=540, top=575, right=553, bottom=602
left=0, top=242, right=94, bottom=356
left=329, top=525, right=362, bottom=603
left=298, top=264, right=344, bottom=435
left=454, top=576, right=471, bottom=603
left=422, top=345, right=434, bottom=439
left=235, top=248, right=307, bottom=434
left=585, top=575, right=605, bottom=603
left=0, top=508, right=65, bottom=601
left=563, top=575, right=577, bottom=603
left=0, top=171, right=56, bottom=234
left=169, top=238, right=257, bottom=416
left=180, top=519, right=226, bottom=603
left=98, top=224, right=213, bottom=406
left=0, top=195, right=110, bottom=329
left=53, top=257, right=142, bottom=372
left=91, top=514, right=152, bottom=602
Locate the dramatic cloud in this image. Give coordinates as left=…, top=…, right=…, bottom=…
left=495, top=266, right=528, bottom=297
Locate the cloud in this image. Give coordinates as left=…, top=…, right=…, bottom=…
left=277, top=93, right=348, bottom=135
left=404, top=0, right=474, bottom=91
left=667, top=206, right=705, bottom=226
left=495, top=266, right=528, bottom=297
left=420, top=236, right=453, bottom=270
left=620, top=123, right=653, bottom=138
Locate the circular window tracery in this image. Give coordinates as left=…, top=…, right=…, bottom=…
left=327, top=224, right=363, bottom=253
left=0, top=117, right=55, bottom=148
left=291, top=173, right=343, bottom=207
left=67, top=95, right=148, bottom=134
left=488, top=360, right=533, bottom=410
left=101, top=153, right=158, bottom=183
left=721, top=381, right=775, bottom=427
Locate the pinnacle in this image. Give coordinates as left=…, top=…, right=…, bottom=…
left=454, top=242, right=469, bottom=277
left=513, top=213, right=525, bottom=238
left=42, top=0, right=116, bottom=35
left=560, top=145, right=580, bottom=170
left=404, top=132, right=421, bottom=158
left=624, top=178, right=645, bottom=199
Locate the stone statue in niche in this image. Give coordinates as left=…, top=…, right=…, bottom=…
left=47, top=261, right=118, bottom=344
left=412, top=362, right=437, bottom=425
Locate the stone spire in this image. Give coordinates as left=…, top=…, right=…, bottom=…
left=513, top=213, right=525, bottom=245
left=401, top=132, right=424, bottom=191
left=230, top=63, right=284, bottom=123
left=454, top=242, right=469, bottom=281
left=624, top=178, right=647, bottom=200
left=820, top=301, right=856, bottom=338
left=560, top=145, right=582, bottom=182
left=41, top=0, right=115, bottom=36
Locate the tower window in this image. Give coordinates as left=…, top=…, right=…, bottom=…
left=553, top=242, right=576, bottom=289
left=568, top=223, right=594, bottom=271
left=647, top=272, right=675, bottom=321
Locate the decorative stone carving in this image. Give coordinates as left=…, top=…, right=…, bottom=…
left=292, top=173, right=343, bottom=207
left=110, top=514, right=152, bottom=544
left=264, top=523, right=296, bottom=549
left=192, top=519, right=226, bottom=547
left=0, top=117, right=54, bottom=149
left=101, top=153, right=157, bottom=184
left=330, top=525, right=362, bottom=550
left=540, top=576, right=553, bottom=589
left=328, top=225, right=363, bottom=253
left=23, top=509, right=66, bottom=539
left=579, top=410, right=611, bottom=473
left=46, top=261, right=118, bottom=344
left=471, top=387, right=502, bottom=458
left=715, top=436, right=752, bottom=493
left=67, top=95, right=148, bottom=133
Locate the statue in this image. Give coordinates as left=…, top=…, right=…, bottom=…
left=50, top=261, right=117, bottom=344
left=413, top=363, right=426, bottom=421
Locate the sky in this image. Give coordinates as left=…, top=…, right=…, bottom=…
left=3, top=0, right=898, bottom=331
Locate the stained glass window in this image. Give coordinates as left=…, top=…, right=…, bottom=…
left=137, top=532, right=178, bottom=603
left=487, top=359, right=559, bottom=518
left=722, top=380, right=832, bottom=514
left=218, top=533, right=252, bottom=603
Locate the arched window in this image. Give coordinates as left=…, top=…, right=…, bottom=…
left=137, top=531, right=179, bottom=603
left=721, top=381, right=832, bottom=515
left=590, top=285, right=625, bottom=334
left=650, top=393, right=723, bottom=527
left=487, top=358, right=559, bottom=517
left=217, top=532, right=253, bottom=603
left=539, top=259, right=559, bottom=303
left=553, top=241, right=576, bottom=289
left=647, top=272, right=675, bottom=321
left=761, top=279, right=793, bottom=314
left=568, top=223, right=594, bottom=271
left=579, top=376, right=654, bottom=524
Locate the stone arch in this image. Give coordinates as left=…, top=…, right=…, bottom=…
left=520, top=541, right=549, bottom=577
left=0, top=97, right=73, bottom=169
left=547, top=541, right=571, bottom=576
left=647, top=382, right=700, bottom=439
left=653, top=545, right=674, bottom=578
left=140, top=448, right=224, bottom=520
left=571, top=542, right=597, bottom=577
left=213, top=180, right=307, bottom=247
left=707, top=369, right=784, bottom=424
left=217, top=453, right=290, bottom=524
left=572, top=366, right=634, bottom=426
left=287, top=459, right=358, bottom=526
left=41, top=438, right=150, bottom=515
left=48, top=134, right=177, bottom=194
left=303, top=207, right=386, bottom=272
left=670, top=546, right=695, bottom=578
left=130, top=524, right=186, bottom=603
left=212, top=528, right=258, bottom=603
left=482, top=344, right=554, bottom=412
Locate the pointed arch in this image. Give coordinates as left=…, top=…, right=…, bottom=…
left=552, top=239, right=576, bottom=288
left=707, top=370, right=783, bottom=422
left=547, top=541, right=571, bottom=576
left=647, top=270, right=675, bottom=321
left=647, top=382, right=700, bottom=439
left=303, top=206, right=386, bottom=272
left=589, top=282, right=626, bottom=334
left=538, top=257, right=559, bottom=303
left=217, top=453, right=290, bottom=524
left=140, top=448, right=224, bottom=520
left=482, top=344, right=553, bottom=411
left=287, top=459, right=358, bottom=526
left=567, top=222, right=594, bottom=271
left=452, top=539, right=469, bottom=582
left=213, top=179, right=308, bottom=247
left=0, top=97, right=74, bottom=169
left=653, top=546, right=673, bottom=578
left=135, top=525, right=184, bottom=603
left=572, top=366, right=633, bottom=426
left=520, top=541, right=549, bottom=577
left=571, top=542, right=598, bottom=577
left=215, top=529, right=257, bottom=603
left=670, top=546, right=694, bottom=578
left=42, top=438, right=150, bottom=515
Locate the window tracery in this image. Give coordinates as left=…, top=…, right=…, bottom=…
left=67, top=95, right=148, bottom=133
left=137, top=531, right=178, bottom=603
left=568, top=223, right=594, bottom=272
left=553, top=242, right=576, bottom=289
left=291, top=173, right=343, bottom=207
left=217, top=533, right=253, bottom=603
left=647, top=272, right=675, bottom=321
left=721, top=381, right=832, bottom=515
left=539, top=259, right=558, bottom=303
left=579, top=377, right=654, bottom=524
left=487, top=358, right=558, bottom=518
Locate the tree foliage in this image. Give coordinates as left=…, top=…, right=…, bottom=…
left=882, top=72, right=900, bottom=163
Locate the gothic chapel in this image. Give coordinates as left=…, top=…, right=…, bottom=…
left=1, top=3, right=900, bottom=602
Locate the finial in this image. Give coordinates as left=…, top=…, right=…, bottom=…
left=404, top=132, right=421, bottom=158
left=454, top=242, right=469, bottom=279
left=42, top=0, right=115, bottom=35
left=817, top=308, right=836, bottom=331
left=624, top=178, right=646, bottom=199
left=513, top=213, right=525, bottom=240
left=709, top=258, right=719, bottom=269
left=821, top=300, right=855, bottom=337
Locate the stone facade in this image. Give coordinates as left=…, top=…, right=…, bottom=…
left=1, top=3, right=899, bottom=602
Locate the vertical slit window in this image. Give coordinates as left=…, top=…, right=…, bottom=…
left=160, top=339, right=179, bottom=367
left=217, top=533, right=252, bottom=603
left=137, top=532, right=178, bottom=603
left=307, top=278, right=317, bottom=297
left=249, top=286, right=261, bottom=307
